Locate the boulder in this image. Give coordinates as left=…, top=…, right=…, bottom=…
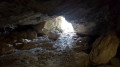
left=48, top=30, right=61, bottom=40
left=34, top=16, right=62, bottom=36
left=90, top=32, right=120, bottom=64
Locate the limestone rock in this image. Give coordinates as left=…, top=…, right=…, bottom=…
left=74, top=52, right=89, bottom=67
left=34, top=16, right=62, bottom=36
left=90, top=32, right=120, bottom=64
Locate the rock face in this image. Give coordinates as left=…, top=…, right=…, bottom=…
left=90, top=32, right=120, bottom=64
left=34, top=16, right=62, bottom=35
left=34, top=22, right=46, bottom=34
left=72, top=22, right=96, bottom=34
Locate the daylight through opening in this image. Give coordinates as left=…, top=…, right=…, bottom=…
left=59, top=16, right=75, bottom=33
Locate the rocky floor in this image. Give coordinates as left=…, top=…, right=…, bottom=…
left=0, top=32, right=120, bottom=67
left=0, top=33, right=90, bottom=67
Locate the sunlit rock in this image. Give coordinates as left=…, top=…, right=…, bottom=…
left=34, top=16, right=62, bottom=35
left=90, top=32, right=120, bottom=64
left=42, top=16, right=62, bottom=35
left=48, top=30, right=61, bottom=40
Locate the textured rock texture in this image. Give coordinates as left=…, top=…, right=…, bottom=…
left=90, top=32, right=120, bottom=64
left=0, top=0, right=115, bottom=35
left=34, top=16, right=62, bottom=35
left=48, top=30, right=61, bottom=40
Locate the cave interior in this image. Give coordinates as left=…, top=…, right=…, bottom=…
left=0, top=0, right=120, bottom=67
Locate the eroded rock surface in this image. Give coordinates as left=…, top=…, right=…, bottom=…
left=90, top=32, right=120, bottom=64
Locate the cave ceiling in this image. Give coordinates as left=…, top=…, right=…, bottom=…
left=0, top=0, right=119, bottom=27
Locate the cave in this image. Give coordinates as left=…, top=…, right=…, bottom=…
left=0, top=0, right=120, bottom=67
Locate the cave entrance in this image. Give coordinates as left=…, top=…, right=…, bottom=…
left=59, top=16, right=75, bottom=33
left=54, top=16, right=76, bottom=50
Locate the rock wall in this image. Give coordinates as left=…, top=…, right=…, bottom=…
left=72, top=22, right=96, bottom=34
left=0, top=0, right=118, bottom=36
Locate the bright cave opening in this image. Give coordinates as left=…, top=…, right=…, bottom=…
left=60, top=16, right=75, bottom=33
left=53, top=16, right=76, bottom=50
